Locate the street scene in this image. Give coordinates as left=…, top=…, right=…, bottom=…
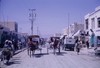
left=1, top=47, right=100, bottom=68
left=0, top=0, right=100, bottom=68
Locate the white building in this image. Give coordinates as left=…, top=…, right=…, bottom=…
left=63, top=27, right=69, bottom=36
left=54, top=33, right=62, bottom=37
left=69, top=23, right=84, bottom=36
left=84, top=6, right=100, bottom=45
left=63, top=23, right=84, bottom=37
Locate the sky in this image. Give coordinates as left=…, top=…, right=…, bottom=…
left=0, top=0, right=100, bottom=37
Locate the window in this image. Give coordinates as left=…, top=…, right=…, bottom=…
left=91, top=18, right=95, bottom=29
left=85, top=19, right=88, bottom=29
left=97, top=17, right=100, bottom=28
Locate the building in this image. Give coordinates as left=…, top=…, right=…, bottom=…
left=84, top=6, right=100, bottom=46
left=0, top=21, right=19, bottom=48
left=54, top=33, right=62, bottom=37
left=63, top=27, right=69, bottom=36
left=0, top=24, right=10, bottom=48
left=63, top=23, right=84, bottom=37
left=0, top=24, right=10, bottom=31
left=0, top=21, right=18, bottom=32
left=69, top=23, right=84, bottom=36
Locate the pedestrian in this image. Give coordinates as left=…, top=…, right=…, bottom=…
left=75, top=38, right=78, bottom=46
left=76, top=40, right=81, bottom=55
left=86, top=39, right=89, bottom=49
left=90, top=29, right=95, bottom=47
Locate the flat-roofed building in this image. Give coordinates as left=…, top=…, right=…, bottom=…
left=63, top=23, right=84, bottom=37
left=0, top=21, right=18, bottom=32
left=84, top=6, right=100, bottom=46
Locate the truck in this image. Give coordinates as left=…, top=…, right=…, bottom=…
left=64, top=37, right=75, bottom=51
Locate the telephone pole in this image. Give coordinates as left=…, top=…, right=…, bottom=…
left=37, top=26, right=39, bottom=35
left=29, top=9, right=36, bottom=35
left=0, top=0, right=1, bottom=21
left=68, top=13, right=70, bottom=37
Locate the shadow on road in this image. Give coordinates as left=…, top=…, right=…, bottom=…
left=56, top=52, right=67, bottom=56
left=33, top=53, right=49, bottom=58
left=65, top=49, right=74, bottom=51
left=5, top=61, right=21, bottom=66
left=6, top=56, right=21, bottom=66
left=49, top=51, right=67, bottom=56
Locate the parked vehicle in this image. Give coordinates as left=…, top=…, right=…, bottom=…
left=64, top=37, right=75, bottom=51
left=94, top=36, right=100, bottom=55
left=95, top=47, right=100, bottom=55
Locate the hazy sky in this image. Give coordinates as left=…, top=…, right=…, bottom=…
left=0, top=0, right=100, bottom=37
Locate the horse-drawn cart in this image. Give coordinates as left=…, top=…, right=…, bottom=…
left=47, top=36, right=60, bottom=54
left=27, top=35, right=42, bottom=57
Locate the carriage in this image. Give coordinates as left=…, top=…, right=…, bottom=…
left=28, top=35, right=40, bottom=47
left=27, top=35, right=42, bottom=57
left=47, top=36, right=60, bottom=54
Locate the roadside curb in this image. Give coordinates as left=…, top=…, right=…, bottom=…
left=14, top=48, right=27, bottom=55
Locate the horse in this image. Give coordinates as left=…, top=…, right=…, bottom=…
left=27, top=41, right=37, bottom=57
left=53, top=39, right=59, bottom=54
left=28, top=40, right=42, bottom=57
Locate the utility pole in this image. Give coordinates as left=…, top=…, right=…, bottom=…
left=0, top=0, right=1, bottom=21
left=29, top=9, right=36, bottom=35
left=37, top=26, right=39, bottom=35
left=68, top=13, right=70, bottom=37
